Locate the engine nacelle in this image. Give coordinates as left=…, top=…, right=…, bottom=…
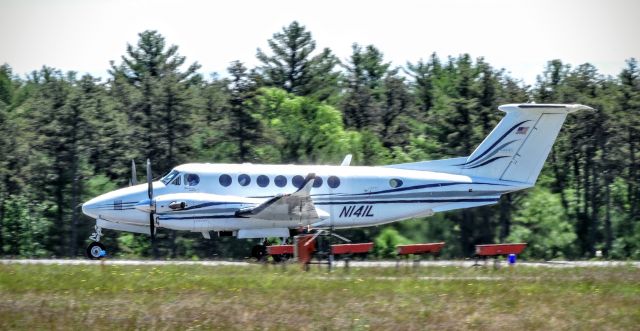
left=168, top=201, right=186, bottom=210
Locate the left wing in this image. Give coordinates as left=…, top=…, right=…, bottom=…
left=235, top=173, right=327, bottom=222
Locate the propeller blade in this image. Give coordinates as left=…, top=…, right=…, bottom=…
left=146, top=158, right=153, bottom=201
left=146, top=158, right=155, bottom=242
left=149, top=214, right=155, bottom=241
left=131, top=159, right=138, bottom=186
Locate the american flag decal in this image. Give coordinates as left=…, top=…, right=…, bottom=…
left=516, top=126, right=529, bottom=135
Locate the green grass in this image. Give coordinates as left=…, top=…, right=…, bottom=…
left=1, top=263, right=639, bottom=330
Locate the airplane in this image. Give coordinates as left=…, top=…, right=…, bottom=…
left=81, top=103, right=592, bottom=259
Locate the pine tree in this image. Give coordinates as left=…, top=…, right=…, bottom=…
left=341, top=44, right=390, bottom=130
left=193, top=75, right=234, bottom=162
left=110, top=30, right=201, bottom=174
left=612, top=58, right=640, bottom=257
left=379, top=70, right=414, bottom=147
left=303, top=48, right=341, bottom=102
left=20, top=68, right=93, bottom=256
left=256, top=21, right=340, bottom=101
left=407, top=53, right=441, bottom=115
left=0, top=65, right=10, bottom=251
left=227, top=61, right=259, bottom=162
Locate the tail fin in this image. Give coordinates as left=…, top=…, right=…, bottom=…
left=460, top=104, right=592, bottom=184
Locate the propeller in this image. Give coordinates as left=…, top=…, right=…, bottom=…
left=146, top=158, right=156, bottom=241
left=130, top=159, right=138, bottom=186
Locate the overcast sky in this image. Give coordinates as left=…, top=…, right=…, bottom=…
left=1, top=0, right=638, bottom=85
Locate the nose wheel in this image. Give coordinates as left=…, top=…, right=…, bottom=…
left=87, top=225, right=107, bottom=260
left=86, top=242, right=107, bottom=259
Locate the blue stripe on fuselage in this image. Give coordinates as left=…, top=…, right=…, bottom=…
left=314, top=198, right=499, bottom=205
left=349, top=182, right=507, bottom=196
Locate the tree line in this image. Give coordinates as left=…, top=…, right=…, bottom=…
left=0, top=22, right=638, bottom=259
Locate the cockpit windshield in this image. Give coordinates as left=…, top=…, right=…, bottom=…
left=161, top=170, right=180, bottom=185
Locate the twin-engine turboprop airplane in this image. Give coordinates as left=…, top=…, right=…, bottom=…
left=81, top=103, right=592, bottom=259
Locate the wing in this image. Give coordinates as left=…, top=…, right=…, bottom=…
left=235, top=173, right=327, bottom=222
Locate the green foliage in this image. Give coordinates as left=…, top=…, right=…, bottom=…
left=116, top=233, right=151, bottom=258
left=1, top=195, right=51, bottom=257
left=252, top=87, right=350, bottom=163
left=374, top=228, right=411, bottom=258
left=85, top=174, right=118, bottom=197
left=507, top=188, right=577, bottom=259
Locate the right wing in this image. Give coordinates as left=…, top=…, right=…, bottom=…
left=235, top=173, right=327, bottom=222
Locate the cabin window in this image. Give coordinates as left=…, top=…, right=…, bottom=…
left=171, top=176, right=181, bottom=186
left=389, top=178, right=403, bottom=188
left=313, top=176, right=323, bottom=188
left=186, top=174, right=200, bottom=186
left=274, top=175, right=287, bottom=187
left=161, top=170, right=179, bottom=185
left=238, top=174, right=251, bottom=186
left=257, top=175, right=270, bottom=187
left=328, top=176, right=340, bottom=188
left=292, top=175, right=304, bottom=188
left=219, top=174, right=232, bottom=187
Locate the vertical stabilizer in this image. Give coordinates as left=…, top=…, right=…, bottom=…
left=460, top=104, right=592, bottom=184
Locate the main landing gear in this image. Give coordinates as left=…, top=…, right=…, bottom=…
left=86, top=225, right=107, bottom=260
left=251, top=238, right=293, bottom=262
left=251, top=239, right=268, bottom=261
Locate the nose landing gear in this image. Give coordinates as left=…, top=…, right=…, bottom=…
left=86, top=225, right=107, bottom=260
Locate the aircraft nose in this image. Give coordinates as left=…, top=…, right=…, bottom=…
left=82, top=196, right=104, bottom=219
left=82, top=198, right=100, bottom=219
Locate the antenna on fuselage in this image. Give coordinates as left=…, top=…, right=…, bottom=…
left=130, top=159, right=138, bottom=186
left=341, top=154, right=352, bottom=166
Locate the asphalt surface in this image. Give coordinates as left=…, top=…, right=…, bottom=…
left=1, top=259, right=638, bottom=268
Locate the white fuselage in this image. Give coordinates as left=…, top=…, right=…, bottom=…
left=82, top=163, right=527, bottom=237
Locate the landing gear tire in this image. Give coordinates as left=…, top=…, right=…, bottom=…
left=272, top=254, right=291, bottom=263
left=86, top=242, right=106, bottom=260
left=251, top=244, right=267, bottom=261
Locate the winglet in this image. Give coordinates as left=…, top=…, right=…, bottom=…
left=341, top=154, right=352, bottom=166
left=296, top=173, right=316, bottom=194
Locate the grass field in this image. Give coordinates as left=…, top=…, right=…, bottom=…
left=1, top=262, right=638, bottom=330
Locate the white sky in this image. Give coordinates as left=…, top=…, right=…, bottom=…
left=1, top=0, right=638, bottom=85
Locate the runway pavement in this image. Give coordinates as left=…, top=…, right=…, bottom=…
left=1, top=259, right=638, bottom=268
